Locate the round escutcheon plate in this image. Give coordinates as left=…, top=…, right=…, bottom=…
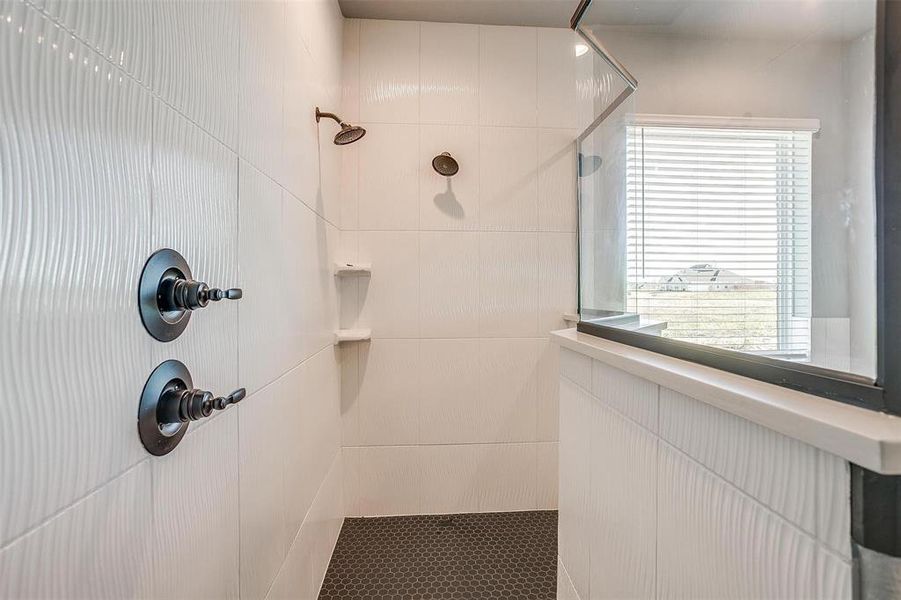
left=138, top=248, right=192, bottom=342
left=138, top=359, right=193, bottom=456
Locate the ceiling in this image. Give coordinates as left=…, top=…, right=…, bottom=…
left=580, top=0, right=875, bottom=41
left=337, top=0, right=582, bottom=28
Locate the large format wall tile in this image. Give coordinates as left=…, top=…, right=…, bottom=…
left=357, top=339, right=421, bottom=446
left=479, top=126, right=539, bottom=231
left=358, top=231, right=420, bottom=338
left=420, top=22, right=479, bottom=125
left=657, top=443, right=817, bottom=600
left=477, top=338, right=540, bottom=443
left=42, top=0, right=153, bottom=84
left=817, top=450, right=851, bottom=558
left=419, top=231, right=480, bottom=338
left=358, top=446, right=422, bottom=516
left=151, top=100, right=239, bottom=410
left=537, top=29, right=582, bottom=130
left=0, top=462, right=153, bottom=599
left=592, top=360, right=658, bottom=432
left=0, top=3, right=153, bottom=545
left=538, top=232, right=577, bottom=334
left=359, top=19, right=419, bottom=123
left=358, top=123, right=420, bottom=230
left=419, top=339, right=482, bottom=444
left=588, top=402, right=657, bottom=600
left=558, top=379, right=592, bottom=600
left=238, top=0, right=284, bottom=178
left=659, top=388, right=818, bottom=535
left=537, top=128, right=578, bottom=232
left=479, top=25, right=537, bottom=127
left=238, top=161, right=288, bottom=395
left=152, top=0, right=239, bottom=148
left=152, top=411, right=240, bottom=600
left=479, top=232, right=539, bottom=337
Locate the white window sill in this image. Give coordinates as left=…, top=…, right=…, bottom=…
left=551, top=327, right=901, bottom=475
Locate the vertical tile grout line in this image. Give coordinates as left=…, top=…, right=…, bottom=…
left=234, top=3, right=243, bottom=597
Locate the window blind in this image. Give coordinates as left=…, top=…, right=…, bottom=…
left=625, top=122, right=813, bottom=358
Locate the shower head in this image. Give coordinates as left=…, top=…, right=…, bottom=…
left=432, top=152, right=459, bottom=177
left=315, top=107, right=366, bottom=146
left=334, top=123, right=366, bottom=145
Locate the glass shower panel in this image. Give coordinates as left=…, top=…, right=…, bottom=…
left=574, top=0, right=878, bottom=380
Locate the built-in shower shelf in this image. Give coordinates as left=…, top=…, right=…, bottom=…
left=334, top=328, right=372, bottom=344
left=562, top=313, right=580, bottom=325
left=334, top=262, right=372, bottom=277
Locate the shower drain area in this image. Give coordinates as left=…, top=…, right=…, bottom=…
left=318, top=510, right=558, bottom=600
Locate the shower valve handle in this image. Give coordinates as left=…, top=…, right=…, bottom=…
left=158, top=386, right=247, bottom=425
left=160, top=277, right=242, bottom=312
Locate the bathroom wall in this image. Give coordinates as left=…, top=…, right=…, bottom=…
left=555, top=347, right=852, bottom=600
left=0, top=0, right=346, bottom=597
left=338, top=19, right=591, bottom=516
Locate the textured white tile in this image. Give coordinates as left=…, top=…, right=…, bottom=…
left=479, top=25, right=537, bottom=126
left=283, top=6, right=320, bottom=210
left=340, top=342, right=362, bottom=446
left=282, top=349, right=342, bottom=539
left=268, top=453, right=344, bottom=600
left=479, top=232, right=539, bottom=337
left=558, top=378, right=592, bottom=600
left=536, top=340, right=561, bottom=442
left=342, top=446, right=362, bottom=517
left=420, top=232, right=480, bottom=338
left=560, top=347, right=592, bottom=391
left=341, top=19, right=361, bottom=122
left=588, top=402, right=657, bottom=600
left=0, top=463, right=153, bottom=600
left=592, top=360, right=658, bottom=432
left=539, top=232, right=577, bottom=334
left=537, top=29, right=581, bottom=129
left=358, top=446, right=422, bottom=516
left=419, top=444, right=482, bottom=514
left=659, top=388, right=818, bottom=535
left=239, top=381, right=290, bottom=600
left=536, top=441, right=559, bottom=510
left=358, top=123, right=420, bottom=230
left=42, top=0, right=152, bottom=84
left=557, top=558, right=582, bottom=600
left=238, top=161, right=288, bottom=395
left=238, top=0, right=283, bottom=175
left=339, top=136, right=360, bottom=230
left=420, top=22, right=479, bottom=125
left=358, top=231, right=420, bottom=338
left=152, top=412, right=239, bottom=600
left=153, top=0, right=239, bottom=148
left=816, top=548, right=853, bottom=600
left=817, top=450, right=851, bottom=559
left=538, top=128, right=578, bottom=232
left=479, top=127, right=539, bottom=231
left=358, top=339, right=421, bottom=446
left=478, top=339, right=540, bottom=443
left=281, top=196, right=339, bottom=368
left=420, top=124, right=479, bottom=231
left=359, top=20, right=419, bottom=123
left=419, top=339, right=482, bottom=444
left=151, top=101, right=239, bottom=410
left=0, top=4, right=152, bottom=545
left=476, top=443, right=537, bottom=512
left=657, top=443, right=817, bottom=600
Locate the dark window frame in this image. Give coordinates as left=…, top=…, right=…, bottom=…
left=571, top=0, right=895, bottom=414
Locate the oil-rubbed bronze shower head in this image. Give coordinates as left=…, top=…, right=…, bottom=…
left=432, top=152, right=459, bottom=176
left=315, top=107, right=366, bottom=145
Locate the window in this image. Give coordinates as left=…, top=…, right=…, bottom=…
left=625, top=116, right=815, bottom=360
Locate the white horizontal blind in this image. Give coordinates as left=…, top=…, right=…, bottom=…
left=626, top=123, right=812, bottom=358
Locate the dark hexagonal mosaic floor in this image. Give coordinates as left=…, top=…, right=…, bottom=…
left=318, top=510, right=558, bottom=600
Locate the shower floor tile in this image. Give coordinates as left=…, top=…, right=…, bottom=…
left=318, top=510, right=558, bottom=600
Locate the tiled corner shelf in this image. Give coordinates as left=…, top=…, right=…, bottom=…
left=334, top=262, right=371, bottom=277
left=334, top=328, right=371, bottom=345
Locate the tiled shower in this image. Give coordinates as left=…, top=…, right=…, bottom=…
left=1, top=0, right=892, bottom=598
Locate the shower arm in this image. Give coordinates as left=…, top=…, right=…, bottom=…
left=315, top=108, right=343, bottom=125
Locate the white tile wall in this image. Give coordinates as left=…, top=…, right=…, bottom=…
left=0, top=1, right=345, bottom=597
left=340, top=19, right=586, bottom=516
left=558, top=355, right=854, bottom=600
